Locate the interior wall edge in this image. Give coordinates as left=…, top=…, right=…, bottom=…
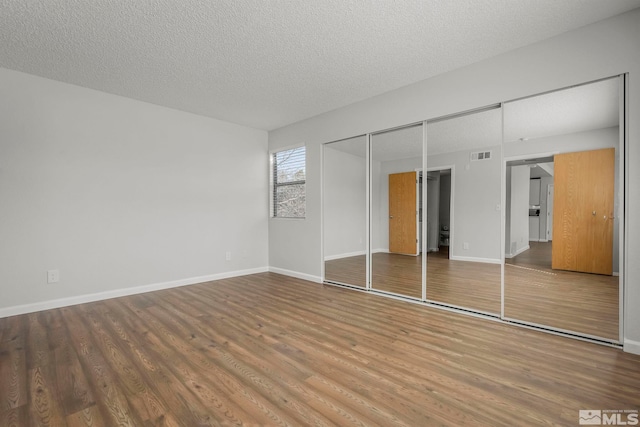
left=0, top=267, right=269, bottom=319
left=268, top=267, right=323, bottom=284
left=623, top=339, right=640, bottom=356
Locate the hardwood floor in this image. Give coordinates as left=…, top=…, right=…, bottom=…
left=326, top=251, right=501, bottom=313
left=372, top=253, right=422, bottom=299
left=325, top=255, right=366, bottom=288
left=425, top=251, right=501, bottom=314
left=326, top=243, right=619, bottom=339
left=505, top=241, right=619, bottom=340
left=1, top=272, right=638, bottom=426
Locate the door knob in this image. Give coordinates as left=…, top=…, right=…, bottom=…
left=592, top=211, right=596, bottom=216
left=389, top=216, right=394, bottom=219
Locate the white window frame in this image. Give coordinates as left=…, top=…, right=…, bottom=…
left=270, top=144, right=306, bottom=219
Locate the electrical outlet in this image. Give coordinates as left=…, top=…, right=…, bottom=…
left=225, top=251, right=231, bottom=261
left=47, top=269, right=60, bottom=284
left=463, top=242, right=469, bottom=250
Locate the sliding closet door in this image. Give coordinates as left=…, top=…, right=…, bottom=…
left=503, top=77, right=622, bottom=342
left=370, top=124, right=424, bottom=299
left=425, top=108, right=502, bottom=315
left=323, top=136, right=367, bottom=288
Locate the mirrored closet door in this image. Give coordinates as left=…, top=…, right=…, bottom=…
left=425, top=108, right=502, bottom=315
left=503, top=77, right=622, bottom=342
left=370, top=124, right=424, bottom=299
left=323, top=136, right=368, bottom=288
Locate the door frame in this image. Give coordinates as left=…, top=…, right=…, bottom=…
left=388, top=171, right=420, bottom=256
left=426, top=166, right=455, bottom=258
left=546, top=184, right=554, bottom=242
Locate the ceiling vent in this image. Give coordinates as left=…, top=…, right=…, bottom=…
left=470, top=151, right=492, bottom=161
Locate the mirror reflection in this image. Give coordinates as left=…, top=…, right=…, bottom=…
left=323, top=136, right=367, bottom=288
left=425, top=108, right=502, bottom=314
left=503, top=77, right=621, bottom=341
left=371, top=124, right=423, bottom=298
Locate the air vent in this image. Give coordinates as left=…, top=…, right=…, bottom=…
left=471, top=151, right=492, bottom=161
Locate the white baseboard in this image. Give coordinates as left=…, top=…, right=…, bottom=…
left=449, top=255, right=502, bottom=265
left=0, top=267, right=269, bottom=319
left=623, top=339, right=640, bottom=355
left=372, top=248, right=389, bottom=254
left=268, top=267, right=322, bottom=284
left=324, top=250, right=366, bottom=261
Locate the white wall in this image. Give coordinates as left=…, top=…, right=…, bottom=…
left=323, top=147, right=366, bottom=259
left=506, top=165, right=531, bottom=257
left=267, top=9, right=640, bottom=351
left=0, top=68, right=269, bottom=314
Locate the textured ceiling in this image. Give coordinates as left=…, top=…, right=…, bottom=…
left=0, top=1, right=638, bottom=130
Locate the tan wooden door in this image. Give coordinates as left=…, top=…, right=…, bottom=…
left=552, top=148, right=615, bottom=275
left=389, top=171, right=418, bottom=255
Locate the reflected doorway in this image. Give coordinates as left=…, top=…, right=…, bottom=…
left=504, top=151, right=619, bottom=340
left=503, top=76, right=622, bottom=341
left=425, top=169, right=452, bottom=259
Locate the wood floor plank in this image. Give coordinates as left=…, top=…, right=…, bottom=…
left=0, top=404, right=29, bottom=427
left=0, top=335, right=27, bottom=412
left=66, top=405, right=105, bottom=427
left=28, top=364, right=66, bottom=426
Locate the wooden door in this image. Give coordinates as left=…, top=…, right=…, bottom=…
left=552, top=148, right=615, bottom=275
left=389, top=171, right=418, bottom=255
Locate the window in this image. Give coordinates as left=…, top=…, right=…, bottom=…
left=271, top=146, right=306, bottom=218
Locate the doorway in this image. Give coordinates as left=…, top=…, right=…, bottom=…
left=425, top=168, right=452, bottom=259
